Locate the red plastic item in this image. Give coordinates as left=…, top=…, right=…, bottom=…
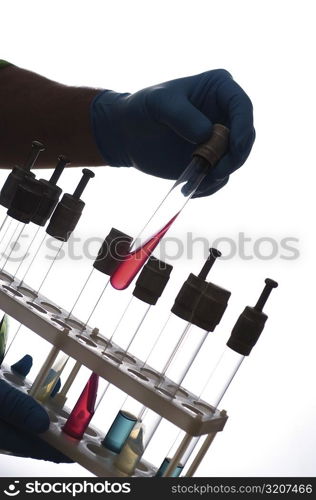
left=62, top=373, right=99, bottom=440
left=110, top=213, right=178, bottom=290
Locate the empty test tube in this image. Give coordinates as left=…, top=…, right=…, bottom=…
left=102, top=256, right=173, bottom=355
left=102, top=250, right=230, bottom=460
left=1, top=154, right=69, bottom=276
left=18, top=168, right=95, bottom=293
left=0, top=314, right=9, bottom=365
left=65, top=227, right=132, bottom=324
left=153, top=278, right=279, bottom=477
left=35, top=352, right=69, bottom=403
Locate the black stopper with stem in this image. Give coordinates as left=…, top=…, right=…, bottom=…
left=0, top=140, right=45, bottom=209
left=198, top=248, right=222, bottom=281
left=227, top=277, right=279, bottom=356
left=24, top=140, right=45, bottom=171
left=31, top=155, right=70, bottom=226
left=171, top=247, right=231, bottom=331
left=49, top=155, right=70, bottom=185
left=254, top=278, right=278, bottom=312
left=46, top=168, right=96, bottom=241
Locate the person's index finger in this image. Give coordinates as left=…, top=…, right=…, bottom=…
left=217, top=78, right=254, bottom=145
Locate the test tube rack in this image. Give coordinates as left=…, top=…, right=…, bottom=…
left=0, top=270, right=228, bottom=477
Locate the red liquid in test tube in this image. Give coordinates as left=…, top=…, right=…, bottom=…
left=62, top=373, right=99, bottom=440
left=110, top=213, right=178, bottom=290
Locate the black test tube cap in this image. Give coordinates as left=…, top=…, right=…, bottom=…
left=0, top=168, right=35, bottom=209
left=31, top=155, right=70, bottom=226
left=93, top=228, right=133, bottom=276
left=171, top=249, right=231, bottom=331
left=226, top=278, right=278, bottom=356
left=171, top=273, right=230, bottom=331
left=7, top=176, right=44, bottom=223
left=46, top=168, right=95, bottom=241
left=0, top=140, right=44, bottom=209
left=133, top=256, right=173, bottom=305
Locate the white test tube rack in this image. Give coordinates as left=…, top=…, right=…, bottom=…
left=0, top=270, right=228, bottom=477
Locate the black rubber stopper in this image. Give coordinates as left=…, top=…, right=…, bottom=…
left=0, top=168, right=35, bottom=209
left=31, top=156, right=69, bottom=226
left=7, top=176, right=44, bottom=223
left=171, top=248, right=229, bottom=330
left=193, top=124, right=230, bottom=167
left=171, top=273, right=230, bottom=331
left=93, top=228, right=133, bottom=276
left=46, top=193, right=85, bottom=241
left=46, top=168, right=95, bottom=241
left=226, top=278, right=278, bottom=356
left=0, top=140, right=44, bottom=209
left=133, top=256, right=173, bottom=305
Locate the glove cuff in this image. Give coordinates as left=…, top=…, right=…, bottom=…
left=91, top=89, right=132, bottom=167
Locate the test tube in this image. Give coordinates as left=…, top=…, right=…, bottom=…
left=0, top=141, right=44, bottom=240
left=110, top=124, right=229, bottom=290
left=0, top=314, right=9, bottom=365
left=16, top=168, right=95, bottom=294
left=62, top=372, right=101, bottom=440
left=2, top=155, right=69, bottom=277
left=35, top=352, right=69, bottom=403
left=0, top=141, right=47, bottom=266
left=152, top=278, right=278, bottom=477
left=102, top=250, right=230, bottom=460
left=103, top=257, right=173, bottom=355
left=65, top=227, right=132, bottom=325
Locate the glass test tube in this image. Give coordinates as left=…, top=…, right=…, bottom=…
left=152, top=347, right=244, bottom=477
left=153, top=278, right=279, bottom=476
left=105, top=296, right=151, bottom=353
left=110, top=124, right=229, bottom=290
left=101, top=314, right=194, bottom=454
left=62, top=372, right=109, bottom=440
left=3, top=325, right=54, bottom=376
left=35, top=352, right=69, bottom=403
left=114, top=322, right=212, bottom=476
left=0, top=314, right=9, bottom=365
left=102, top=249, right=227, bottom=457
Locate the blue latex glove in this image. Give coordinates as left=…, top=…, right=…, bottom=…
left=91, top=69, right=255, bottom=197
left=0, top=358, right=72, bottom=463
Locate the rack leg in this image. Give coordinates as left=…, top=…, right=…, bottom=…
left=185, top=432, right=217, bottom=477
left=52, top=360, right=82, bottom=407
left=162, top=433, right=193, bottom=477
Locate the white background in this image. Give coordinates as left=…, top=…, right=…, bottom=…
left=0, top=0, right=315, bottom=477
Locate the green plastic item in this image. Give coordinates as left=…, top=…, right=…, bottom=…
left=0, top=314, right=9, bottom=365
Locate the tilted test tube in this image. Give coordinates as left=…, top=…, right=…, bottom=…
left=153, top=278, right=278, bottom=477
left=18, top=167, right=95, bottom=293
left=101, top=249, right=231, bottom=468
left=0, top=141, right=46, bottom=261
left=1, top=152, right=69, bottom=276
left=50, top=255, right=172, bottom=420
left=110, top=124, right=229, bottom=290
left=102, top=256, right=173, bottom=356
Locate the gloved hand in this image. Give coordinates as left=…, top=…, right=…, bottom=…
left=0, top=358, right=72, bottom=463
left=91, top=69, right=255, bottom=197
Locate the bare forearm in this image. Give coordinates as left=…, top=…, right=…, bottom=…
left=0, top=64, right=104, bottom=168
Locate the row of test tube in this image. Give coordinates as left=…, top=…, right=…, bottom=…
left=0, top=125, right=278, bottom=476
